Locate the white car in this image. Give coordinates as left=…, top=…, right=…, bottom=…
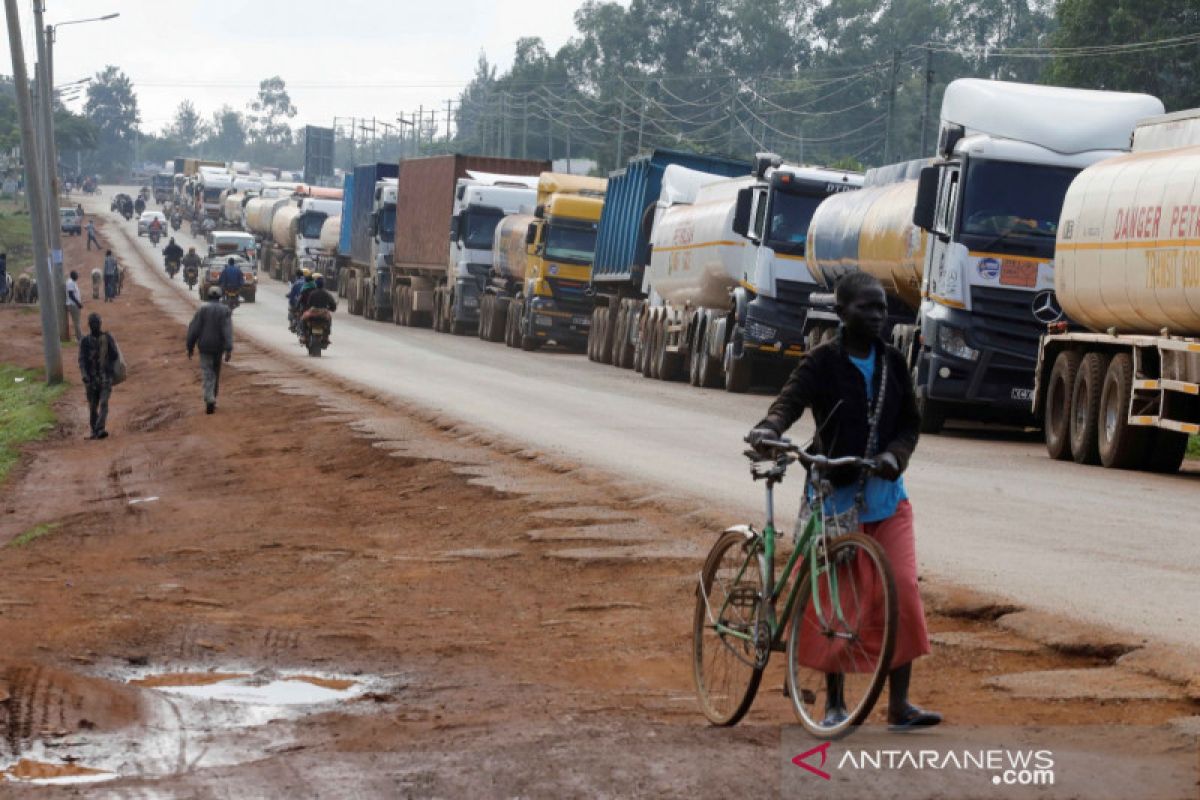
left=137, top=211, right=168, bottom=237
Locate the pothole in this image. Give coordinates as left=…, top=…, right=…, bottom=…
left=2, top=758, right=115, bottom=786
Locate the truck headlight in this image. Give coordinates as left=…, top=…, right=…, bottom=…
left=744, top=320, right=777, bottom=343
left=937, top=325, right=979, bottom=361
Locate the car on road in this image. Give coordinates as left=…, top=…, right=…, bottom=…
left=200, top=254, right=257, bottom=303
left=137, top=210, right=168, bottom=237
left=59, top=207, right=81, bottom=236
left=207, top=230, right=257, bottom=266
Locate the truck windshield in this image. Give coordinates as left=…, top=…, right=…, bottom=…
left=461, top=209, right=503, bottom=250
left=299, top=212, right=327, bottom=239
left=544, top=223, right=597, bottom=264
left=765, top=190, right=825, bottom=256
left=377, top=205, right=396, bottom=243
left=959, top=158, right=1080, bottom=258
left=203, top=187, right=222, bottom=202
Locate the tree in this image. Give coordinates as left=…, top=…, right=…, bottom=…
left=83, top=66, right=139, bottom=176
left=206, top=105, right=247, bottom=158
left=247, top=76, right=297, bottom=146
left=168, top=100, right=207, bottom=149
left=1046, top=0, right=1200, bottom=110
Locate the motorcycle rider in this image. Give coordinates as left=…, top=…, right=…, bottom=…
left=217, top=257, right=245, bottom=301
left=297, top=270, right=319, bottom=310
left=148, top=216, right=163, bottom=244
left=182, top=247, right=202, bottom=286
left=163, top=237, right=184, bottom=274
left=286, top=268, right=308, bottom=332
left=134, top=196, right=146, bottom=216
left=299, top=275, right=337, bottom=342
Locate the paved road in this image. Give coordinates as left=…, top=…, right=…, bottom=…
left=98, top=191, right=1199, bottom=651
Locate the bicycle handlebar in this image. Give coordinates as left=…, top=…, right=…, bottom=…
left=744, top=436, right=877, bottom=472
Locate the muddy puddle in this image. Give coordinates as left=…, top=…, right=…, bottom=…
left=1, top=667, right=386, bottom=788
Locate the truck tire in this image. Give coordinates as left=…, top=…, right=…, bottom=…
left=613, top=306, right=631, bottom=368
left=697, top=324, right=721, bottom=389
left=597, top=306, right=615, bottom=365
left=587, top=308, right=600, bottom=361
left=398, top=286, right=412, bottom=326
left=656, top=317, right=684, bottom=382
left=1044, top=350, right=1081, bottom=461
left=1069, top=352, right=1109, bottom=465
left=1098, top=353, right=1149, bottom=469
left=479, top=295, right=492, bottom=340
left=490, top=298, right=510, bottom=342
left=723, top=342, right=752, bottom=393
left=643, top=314, right=660, bottom=378
left=505, top=300, right=520, bottom=348
left=1141, top=429, right=1189, bottom=473
left=518, top=306, right=541, bottom=351
left=917, top=394, right=946, bottom=435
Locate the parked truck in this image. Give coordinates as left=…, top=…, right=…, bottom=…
left=338, top=163, right=398, bottom=318
left=244, top=190, right=295, bottom=279
left=266, top=189, right=342, bottom=282
left=197, top=168, right=233, bottom=219
left=586, top=149, right=752, bottom=370
left=436, top=171, right=544, bottom=334
left=325, top=173, right=353, bottom=295
left=1032, top=108, right=1200, bottom=473
left=479, top=173, right=606, bottom=349
left=388, top=155, right=549, bottom=328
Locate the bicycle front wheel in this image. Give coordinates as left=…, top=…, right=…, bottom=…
left=692, top=529, right=767, bottom=726
left=786, top=532, right=897, bottom=739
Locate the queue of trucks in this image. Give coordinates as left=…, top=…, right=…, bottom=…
left=165, top=77, right=1198, bottom=474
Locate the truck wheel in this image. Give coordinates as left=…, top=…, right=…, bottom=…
left=1098, top=354, right=1149, bottom=469
left=723, top=343, right=752, bottom=393
left=688, top=323, right=703, bottom=386
left=451, top=319, right=470, bottom=336
left=400, top=286, right=413, bottom=326
left=697, top=324, right=721, bottom=389
left=656, top=317, right=684, bottom=381
left=644, top=315, right=661, bottom=378
left=479, top=296, right=492, bottom=340
left=1069, top=352, right=1109, bottom=465
left=392, top=292, right=403, bottom=325
left=490, top=298, right=510, bottom=342
left=1044, top=350, right=1081, bottom=461
left=505, top=300, right=520, bottom=348
left=598, top=306, right=615, bottom=365
left=587, top=308, right=600, bottom=361
left=613, top=306, right=630, bottom=368
left=917, top=394, right=946, bottom=434
left=1141, top=429, right=1188, bottom=473
left=519, top=307, right=540, bottom=351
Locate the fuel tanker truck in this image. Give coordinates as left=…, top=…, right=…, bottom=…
left=807, top=78, right=1162, bottom=432
left=244, top=192, right=295, bottom=279
left=638, top=155, right=861, bottom=391
left=266, top=188, right=342, bottom=282
left=478, top=173, right=606, bottom=350
left=1033, top=108, right=1200, bottom=473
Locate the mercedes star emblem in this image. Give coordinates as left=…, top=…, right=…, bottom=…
left=1031, top=290, right=1064, bottom=324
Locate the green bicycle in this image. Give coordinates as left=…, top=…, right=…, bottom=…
left=692, top=438, right=898, bottom=739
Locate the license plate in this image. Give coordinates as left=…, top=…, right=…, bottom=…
left=572, top=315, right=591, bottom=327
left=999, top=260, right=1038, bottom=288
left=311, top=327, right=325, bottom=335
left=1010, top=387, right=1033, bottom=401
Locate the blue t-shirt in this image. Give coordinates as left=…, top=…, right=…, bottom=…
left=823, top=346, right=907, bottom=524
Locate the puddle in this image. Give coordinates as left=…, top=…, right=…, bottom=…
left=2, top=759, right=115, bottom=786
left=130, top=671, right=249, bottom=688
left=142, top=671, right=359, bottom=705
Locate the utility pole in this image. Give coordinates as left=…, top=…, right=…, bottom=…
left=445, top=99, right=453, bottom=143
left=727, top=79, right=737, bottom=154
left=615, top=82, right=627, bottom=168
left=636, top=81, right=650, bottom=154
left=919, top=45, right=934, bottom=156
left=416, top=104, right=424, bottom=155
left=5, top=0, right=63, bottom=382
left=883, top=48, right=901, bottom=164
left=32, top=2, right=66, bottom=341
left=521, top=95, right=528, bottom=159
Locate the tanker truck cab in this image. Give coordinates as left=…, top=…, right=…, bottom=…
left=296, top=197, right=343, bottom=272
left=911, top=79, right=1164, bottom=431
left=520, top=191, right=603, bottom=347
left=444, top=176, right=539, bottom=334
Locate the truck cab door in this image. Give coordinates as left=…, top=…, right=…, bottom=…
left=923, top=164, right=961, bottom=305
left=746, top=187, right=770, bottom=293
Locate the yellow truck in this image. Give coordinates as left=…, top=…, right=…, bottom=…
left=478, top=173, right=606, bottom=351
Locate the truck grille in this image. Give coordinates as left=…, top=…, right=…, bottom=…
left=548, top=278, right=591, bottom=311
left=774, top=278, right=815, bottom=308
left=969, top=286, right=1042, bottom=366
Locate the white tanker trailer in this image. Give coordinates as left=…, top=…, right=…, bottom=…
left=245, top=195, right=295, bottom=278
left=638, top=155, right=861, bottom=391
left=1033, top=108, right=1200, bottom=473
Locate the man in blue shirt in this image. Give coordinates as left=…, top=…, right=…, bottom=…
left=747, top=272, right=938, bottom=733
left=217, top=258, right=245, bottom=297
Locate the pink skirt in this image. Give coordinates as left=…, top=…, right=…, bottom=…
left=793, top=500, right=930, bottom=673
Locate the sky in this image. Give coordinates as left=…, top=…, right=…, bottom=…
left=3, top=0, right=601, bottom=135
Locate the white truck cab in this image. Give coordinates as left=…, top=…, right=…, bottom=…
left=296, top=197, right=343, bottom=271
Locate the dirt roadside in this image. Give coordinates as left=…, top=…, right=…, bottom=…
left=0, top=213, right=1197, bottom=796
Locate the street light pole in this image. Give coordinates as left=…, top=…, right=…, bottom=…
left=31, top=1, right=68, bottom=340
left=4, top=0, right=63, bottom=382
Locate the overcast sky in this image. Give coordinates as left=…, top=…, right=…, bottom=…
left=4, top=0, right=600, bottom=134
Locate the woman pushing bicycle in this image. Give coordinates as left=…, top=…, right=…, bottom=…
left=746, top=271, right=940, bottom=733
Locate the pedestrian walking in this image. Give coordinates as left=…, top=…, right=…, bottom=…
left=86, top=219, right=100, bottom=251
left=78, top=313, right=120, bottom=439
left=186, top=286, right=234, bottom=414
left=65, top=270, right=84, bottom=341
left=102, top=250, right=118, bottom=302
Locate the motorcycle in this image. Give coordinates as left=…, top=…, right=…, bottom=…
left=170, top=214, right=182, bottom=232
left=165, top=257, right=180, bottom=279
left=222, top=287, right=241, bottom=312
left=183, top=264, right=198, bottom=290
left=300, top=308, right=332, bottom=357
left=149, top=228, right=161, bottom=247
left=121, top=206, right=132, bottom=221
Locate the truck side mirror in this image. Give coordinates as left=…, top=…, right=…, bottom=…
left=368, top=215, right=379, bottom=237
left=913, top=166, right=940, bottom=233
left=732, top=187, right=753, bottom=237
left=525, top=223, right=537, bottom=246
left=449, top=214, right=460, bottom=242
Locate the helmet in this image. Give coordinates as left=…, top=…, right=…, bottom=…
left=311, top=273, right=322, bottom=281
left=207, top=286, right=221, bottom=299
left=302, top=268, right=312, bottom=278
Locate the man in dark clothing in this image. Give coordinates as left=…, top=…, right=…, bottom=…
left=746, top=272, right=939, bottom=733
left=186, top=286, right=234, bottom=414
left=78, top=313, right=120, bottom=439
left=299, top=275, right=338, bottom=341
left=86, top=220, right=100, bottom=251
left=0, top=252, right=8, bottom=301
left=217, top=258, right=245, bottom=297
left=163, top=237, right=184, bottom=263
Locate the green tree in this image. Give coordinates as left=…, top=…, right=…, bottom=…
left=83, top=66, right=139, bottom=177
left=168, top=100, right=207, bottom=149
left=1046, top=0, right=1200, bottom=110
left=206, top=105, right=247, bottom=159
left=248, top=76, right=297, bottom=146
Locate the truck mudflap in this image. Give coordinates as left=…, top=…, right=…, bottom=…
left=918, top=299, right=1041, bottom=417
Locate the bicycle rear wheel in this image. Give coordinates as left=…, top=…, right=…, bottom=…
left=785, top=532, right=897, bottom=739
left=693, top=529, right=767, bottom=726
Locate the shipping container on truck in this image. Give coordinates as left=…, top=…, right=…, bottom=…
left=587, top=149, right=752, bottom=368
left=902, top=79, right=1163, bottom=433
left=389, top=155, right=549, bottom=328
left=636, top=155, right=862, bottom=391
left=478, top=173, right=606, bottom=350
left=1032, top=108, right=1200, bottom=474
left=339, top=163, right=399, bottom=318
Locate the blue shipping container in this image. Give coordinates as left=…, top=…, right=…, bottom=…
left=349, top=162, right=399, bottom=266
left=591, top=149, right=751, bottom=291
left=337, top=173, right=354, bottom=257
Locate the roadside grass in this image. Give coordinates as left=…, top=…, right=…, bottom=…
left=8, top=521, right=61, bottom=548
left=0, top=364, right=65, bottom=484
left=1188, top=435, right=1200, bottom=460
left=0, top=204, right=34, bottom=274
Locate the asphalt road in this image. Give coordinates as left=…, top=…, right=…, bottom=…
left=99, top=190, right=1200, bottom=652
